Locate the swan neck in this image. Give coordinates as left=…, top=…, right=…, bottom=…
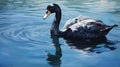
left=51, top=7, right=61, bottom=35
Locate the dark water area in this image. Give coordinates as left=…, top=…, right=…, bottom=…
left=0, top=0, right=120, bottom=67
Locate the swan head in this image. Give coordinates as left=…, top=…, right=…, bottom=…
left=43, top=3, right=59, bottom=19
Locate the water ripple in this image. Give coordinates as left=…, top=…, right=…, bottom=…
left=0, top=23, right=49, bottom=43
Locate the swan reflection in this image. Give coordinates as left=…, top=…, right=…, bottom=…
left=45, top=33, right=117, bottom=67
left=64, top=37, right=116, bottom=54
left=45, top=35, right=62, bottom=67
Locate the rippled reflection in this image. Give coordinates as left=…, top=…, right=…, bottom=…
left=65, top=37, right=116, bottom=54
left=45, top=35, right=62, bottom=67
left=44, top=34, right=117, bottom=67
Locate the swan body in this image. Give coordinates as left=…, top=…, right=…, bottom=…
left=43, top=3, right=117, bottom=39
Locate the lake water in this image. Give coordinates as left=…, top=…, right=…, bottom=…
left=0, top=0, right=120, bottom=67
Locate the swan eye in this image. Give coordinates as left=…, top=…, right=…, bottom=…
left=47, top=8, right=54, bottom=13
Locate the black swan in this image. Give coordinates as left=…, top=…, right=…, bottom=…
left=43, top=3, right=118, bottom=39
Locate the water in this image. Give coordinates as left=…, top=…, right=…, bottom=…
left=0, top=0, right=120, bottom=67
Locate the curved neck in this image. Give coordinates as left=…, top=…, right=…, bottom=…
left=51, top=7, right=61, bottom=35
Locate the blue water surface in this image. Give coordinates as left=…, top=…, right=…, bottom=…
left=0, top=0, right=120, bottom=67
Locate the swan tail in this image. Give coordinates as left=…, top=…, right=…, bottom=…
left=110, top=24, right=118, bottom=28
left=100, top=24, right=118, bottom=34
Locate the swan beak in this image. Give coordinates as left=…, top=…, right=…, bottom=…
left=43, top=10, right=51, bottom=20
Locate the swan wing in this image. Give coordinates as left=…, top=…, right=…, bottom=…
left=62, top=16, right=89, bottom=31
left=62, top=17, right=108, bottom=38
left=70, top=19, right=106, bottom=32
